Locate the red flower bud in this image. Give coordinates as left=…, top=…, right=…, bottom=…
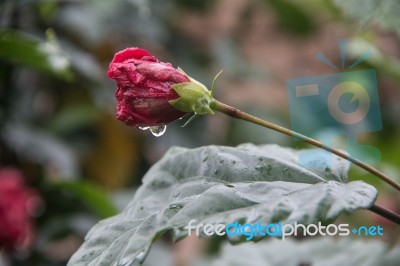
left=107, top=47, right=190, bottom=127
left=0, top=168, right=40, bottom=252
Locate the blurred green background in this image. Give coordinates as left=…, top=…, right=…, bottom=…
left=1, top=0, right=400, bottom=265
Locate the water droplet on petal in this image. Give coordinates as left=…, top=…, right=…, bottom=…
left=150, top=125, right=166, bottom=137
left=138, top=126, right=150, bottom=131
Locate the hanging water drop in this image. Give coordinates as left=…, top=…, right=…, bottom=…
left=138, top=126, right=150, bottom=130
left=149, top=125, right=167, bottom=137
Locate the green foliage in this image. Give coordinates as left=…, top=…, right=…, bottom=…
left=333, top=0, right=400, bottom=36
left=175, top=0, right=214, bottom=11
left=48, top=105, right=101, bottom=134
left=347, top=38, right=400, bottom=84
left=53, top=181, right=118, bottom=219
left=0, top=29, right=73, bottom=80
left=68, top=144, right=377, bottom=266
left=265, top=0, right=315, bottom=35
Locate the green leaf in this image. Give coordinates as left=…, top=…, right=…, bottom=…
left=48, top=105, right=101, bottom=134
left=196, top=238, right=400, bottom=266
left=333, top=0, right=400, bottom=37
left=0, top=29, right=73, bottom=80
left=347, top=38, right=400, bottom=85
left=265, top=0, right=315, bottom=35
left=54, top=181, right=118, bottom=219
left=68, top=144, right=377, bottom=266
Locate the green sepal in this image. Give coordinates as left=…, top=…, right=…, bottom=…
left=181, top=114, right=199, bottom=127
left=170, top=78, right=214, bottom=115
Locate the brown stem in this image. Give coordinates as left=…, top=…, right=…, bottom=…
left=210, top=99, right=400, bottom=192
left=370, top=204, right=400, bottom=225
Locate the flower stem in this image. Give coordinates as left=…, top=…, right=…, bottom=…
left=370, top=204, right=400, bottom=225
left=210, top=99, right=400, bottom=192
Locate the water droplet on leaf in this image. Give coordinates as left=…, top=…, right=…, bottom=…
left=169, top=203, right=183, bottom=210
left=118, top=248, right=149, bottom=266
left=173, top=228, right=187, bottom=242
left=135, top=249, right=149, bottom=263
left=150, top=125, right=166, bottom=137
left=118, top=256, right=134, bottom=266
left=138, top=126, right=150, bottom=130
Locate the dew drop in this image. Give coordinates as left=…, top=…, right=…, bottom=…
left=138, top=126, right=149, bottom=130
left=149, top=125, right=167, bottom=137
left=118, top=256, right=134, bottom=266
left=135, top=249, right=149, bottom=264
left=174, top=228, right=187, bottom=242
left=169, top=203, right=183, bottom=210
left=117, top=248, right=149, bottom=266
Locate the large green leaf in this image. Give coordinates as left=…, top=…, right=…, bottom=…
left=333, top=0, right=400, bottom=37
left=68, top=144, right=377, bottom=266
left=196, top=238, right=400, bottom=266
